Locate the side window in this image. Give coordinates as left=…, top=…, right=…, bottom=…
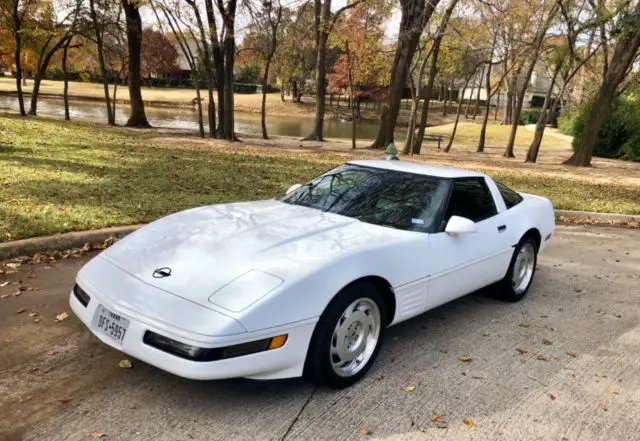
left=444, top=178, right=498, bottom=224
left=495, top=181, right=524, bottom=209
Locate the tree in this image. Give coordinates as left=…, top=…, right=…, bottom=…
left=215, top=0, right=238, bottom=141
left=89, top=0, right=120, bottom=125
left=410, top=0, right=459, bottom=155
left=156, top=1, right=206, bottom=137
left=241, top=0, right=283, bottom=139
left=303, top=0, right=364, bottom=141
left=140, top=27, right=178, bottom=80
left=503, top=0, right=559, bottom=158
left=121, top=0, right=150, bottom=127
left=371, top=0, right=441, bottom=149
left=272, top=3, right=315, bottom=103
left=564, top=2, right=640, bottom=166
left=28, top=0, right=83, bottom=115
left=327, top=0, right=391, bottom=115
left=0, top=0, right=39, bottom=116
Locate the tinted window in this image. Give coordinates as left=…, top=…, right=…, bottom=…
left=282, top=164, right=451, bottom=232
left=495, top=181, right=523, bottom=209
left=443, top=178, right=497, bottom=224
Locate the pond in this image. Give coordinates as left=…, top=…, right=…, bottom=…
left=0, top=95, right=401, bottom=140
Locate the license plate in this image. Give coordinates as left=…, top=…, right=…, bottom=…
left=93, top=305, right=129, bottom=344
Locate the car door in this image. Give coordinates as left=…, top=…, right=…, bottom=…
left=425, top=177, right=513, bottom=310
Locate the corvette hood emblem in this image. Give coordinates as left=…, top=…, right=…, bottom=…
left=152, top=267, right=172, bottom=278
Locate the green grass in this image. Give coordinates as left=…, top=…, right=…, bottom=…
left=1, top=115, right=638, bottom=242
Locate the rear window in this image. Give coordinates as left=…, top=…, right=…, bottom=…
left=495, top=181, right=523, bottom=209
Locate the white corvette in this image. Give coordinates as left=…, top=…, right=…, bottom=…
left=70, top=160, right=555, bottom=388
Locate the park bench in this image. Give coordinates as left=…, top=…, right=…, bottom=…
left=415, top=130, right=448, bottom=150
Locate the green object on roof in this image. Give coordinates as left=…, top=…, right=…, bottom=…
left=385, top=143, right=398, bottom=155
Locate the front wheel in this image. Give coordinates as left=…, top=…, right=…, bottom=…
left=498, top=237, right=538, bottom=302
left=305, top=282, right=386, bottom=388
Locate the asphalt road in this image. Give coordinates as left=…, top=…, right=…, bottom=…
left=1, top=225, right=639, bottom=441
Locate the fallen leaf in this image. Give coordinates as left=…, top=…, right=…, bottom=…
left=418, top=426, right=426, bottom=432
left=118, top=359, right=133, bottom=369
left=0, top=294, right=9, bottom=299
left=607, top=388, right=619, bottom=395
left=458, top=356, right=472, bottom=363
left=595, top=372, right=607, bottom=378
left=401, top=385, right=416, bottom=392
left=548, top=392, right=557, bottom=400
left=537, top=354, right=551, bottom=361
left=516, top=347, right=529, bottom=354
left=438, top=349, right=448, bottom=354
left=13, top=291, right=20, bottom=297
left=435, top=421, right=448, bottom=429
left=518, top=323, right=530, bottom=328
left=6, top=262, right=21, bottom=269
left=0, top=281, right=9, bottom=287
left=356, top=429, right=372, bottom=436
left=462, top=418, right=476, bottom=428
left=28, top=313, right=38, bottom=317
left=542, top=339, right=553, bottom=345
left=431, top=415, right=443, bottom=422
left=55, top=312, right=69, bottom=322
left=16, top=308, right=25, bottom=314
left=34, top=318, right=41, bottom=323
left=58, top=396, right=73, bottom=404
left=375, top=375, right=384, bottom=381
left=47, top=351, right=58, bottom=356
left=567, top=351, right=577, bottom=358
left=88, top=432, right=106, bottom=439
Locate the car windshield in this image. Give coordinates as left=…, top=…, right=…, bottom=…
left=281, top=164, right=451, bottom=233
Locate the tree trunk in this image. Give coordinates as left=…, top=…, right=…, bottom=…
left=472, top=67, right=483, bottom=120
left=525, top=62, right=562, bottom=162
left=444, top=69, right=475, bottom=152
left=122, top=0, right=150, bottom=127
left=304, top=0, right=330, bottom=141
left=494, top=88, right=501, bottom=121
left=89, top=0, right=114, bottom=125
left=221, top=12, right=236, bottom=140
left=62, top=39, right=71, bottom=121
left=29, top=38, right=68, bottom=116
left=371, top=0, right=440, bottom=148
left=12, top=3, right=26, bottom=116
left=504, top=5, right=558, bottom=158
left=194, top=81, right=205, bottom=138
left=564, top=2, right=640, bottom=166
left=291, top=80, right=299, bottom=102
left=204, top=0, right=224, bottom=137
left=442, top=84, right=448, bottom=116
left=403, top=45, right=432, bottom=154
left=411, top=0, right=456, bottom=155
left=477, top=36, right=497, bottom=153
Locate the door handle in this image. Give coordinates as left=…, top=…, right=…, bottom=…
left=498, top=225, right=507, bottom=232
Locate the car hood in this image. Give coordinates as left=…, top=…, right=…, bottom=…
left=101, top=200, right=406, bottom=310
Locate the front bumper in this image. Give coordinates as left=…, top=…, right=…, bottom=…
left=69, top=283, right=316, bottom=381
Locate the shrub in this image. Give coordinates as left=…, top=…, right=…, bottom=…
left=565, top=95, right=640, bottom=161
left=519, top=108, right=542, bottom=125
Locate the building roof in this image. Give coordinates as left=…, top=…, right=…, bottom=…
left=348, top=160, right=486, bottom=179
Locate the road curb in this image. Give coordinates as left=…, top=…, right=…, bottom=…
left=554, top=209, right=640, bottom=223
left=0, top=225, right=143, bottom=260
left=1, top=210, right=638, bottom=261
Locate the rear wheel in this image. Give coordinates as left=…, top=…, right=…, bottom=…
left=498, top=237, right=537, bottom=302
left=305, top=282, right=386, bottom=388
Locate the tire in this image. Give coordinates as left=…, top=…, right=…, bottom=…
left=498, top=236, right=538, bottom=302
left=305, top=281, right=387, bottom=388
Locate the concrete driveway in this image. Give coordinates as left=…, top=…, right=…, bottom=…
left=1, top=225, right=639, bottom=441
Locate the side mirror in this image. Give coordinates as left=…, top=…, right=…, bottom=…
left=285, top=183, right=302, bottom=195
left=445, top=215, right=477, bottom=235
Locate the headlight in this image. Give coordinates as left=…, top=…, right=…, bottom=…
left=143, top=331, right=288, bottom=362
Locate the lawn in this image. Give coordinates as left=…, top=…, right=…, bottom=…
left=1, top=115, right=639, bottom=242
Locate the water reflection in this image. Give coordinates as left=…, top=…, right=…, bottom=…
left=0, top=95, right=404, bottom=140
